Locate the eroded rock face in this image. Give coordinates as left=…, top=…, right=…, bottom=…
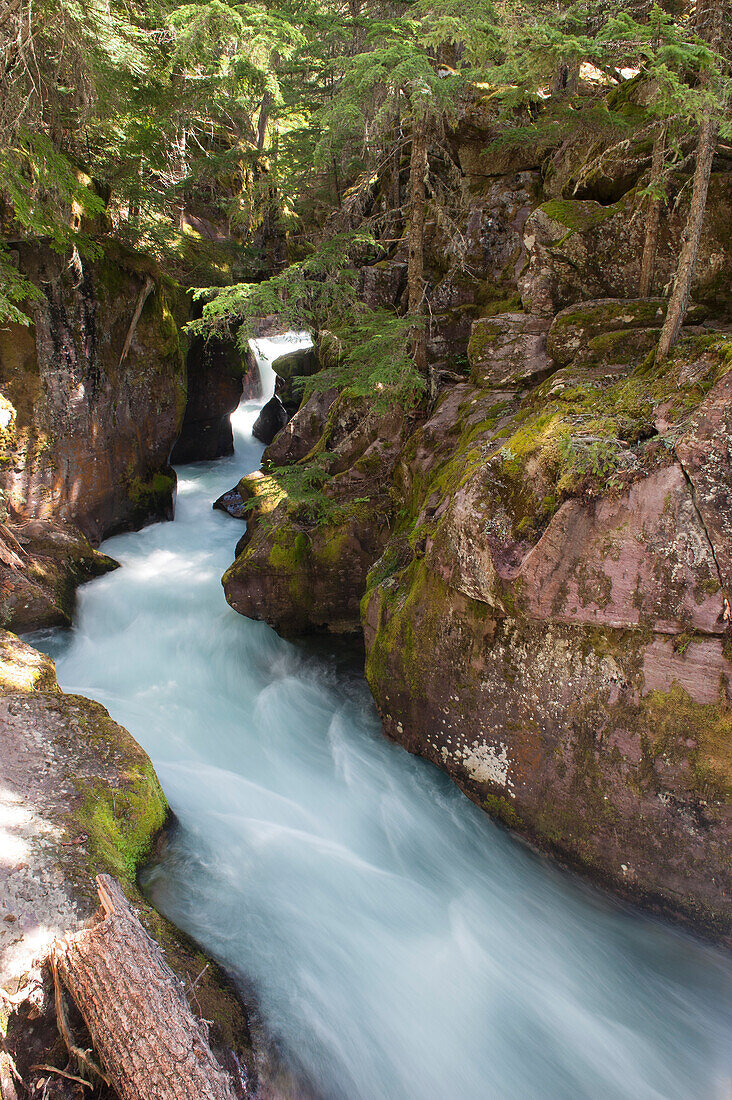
left=212, top=147, right=732, bottom=937
left=0, top=242, right=187, bottom=544
left=519, top=175, right=732, bottom=317
left=520, top=464, right=724, bottom=635
left=361, top=331, right=732, bottom=940
left=0, top=519, right=118, bottom=632
left=171, top=333, right=247, bottom=464
left=675, top=371, right=732, bottom=592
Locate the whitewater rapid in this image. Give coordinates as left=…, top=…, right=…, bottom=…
left=38, top=336, right=732, bottom=1099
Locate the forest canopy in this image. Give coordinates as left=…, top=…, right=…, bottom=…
left=1, top=0, right=730, bottom=368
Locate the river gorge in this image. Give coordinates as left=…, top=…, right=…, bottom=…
left=27, top=338, right=732, bottom=1100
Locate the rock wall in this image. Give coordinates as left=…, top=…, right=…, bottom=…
left=0, top=242, right=189, bottom=544
left=0, top=239, right=257, bottom=631
left=362, top=325, right=732, bottom=940
left=221, top=140, right=732, bottom=937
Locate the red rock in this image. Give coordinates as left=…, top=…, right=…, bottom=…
left=520, top=465, right=724, bottom=634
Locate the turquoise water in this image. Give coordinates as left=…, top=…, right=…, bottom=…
left=40, top=337, right=732, bottom=1100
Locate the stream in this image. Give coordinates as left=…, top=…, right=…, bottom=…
left=37, top=336, right=732, bottom=1100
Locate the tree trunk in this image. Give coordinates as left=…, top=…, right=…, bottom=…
left=552, top=58, right=579, bottom=96
left=118, top=276, right=155, bottom=368
left=639, top=122, right=666, bottom=297
left=177, top=124, right=187, bottom=231
left=656, top=0, right=723, bottom=361
left=407, top=112, right=428, bottom=386
left=256, top=91, right=272, bottom=151
left=53, top=876, right=239, bottom=1100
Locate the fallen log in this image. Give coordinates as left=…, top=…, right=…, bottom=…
left=53, top=875, right=240, bottom=1100
left=118, top=275, right=154, bottom=368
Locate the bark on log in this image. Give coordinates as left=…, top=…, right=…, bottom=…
left=53, top=875, right=239, bottom=1100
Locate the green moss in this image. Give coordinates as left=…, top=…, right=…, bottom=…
left=642, top=682, right=732, bottom=802
left=482, top=793, right=523, bottom=829
left=75, top=762, right=167, bottom=884
left=127, top=469, right=176, bottom=519
left=540, top=198, right=620, bottom=234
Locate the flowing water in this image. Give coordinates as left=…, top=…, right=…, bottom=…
left=36, top=336, right=732, bottom=1100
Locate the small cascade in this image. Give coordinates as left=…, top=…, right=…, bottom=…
left=248, top=331, right=312, bottom=405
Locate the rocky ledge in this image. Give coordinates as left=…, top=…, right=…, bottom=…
left=0, top=631, right=256, bottom=1096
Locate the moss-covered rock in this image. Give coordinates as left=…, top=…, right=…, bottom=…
left=520, top=175, right=732, bottom=317
left=223, top=392, right=409, bottom=635
left=468, top=312, right=553, bottom=387
left=0, top=630, right=169, bottom=982
left=0, top=630, right=257, bottom=1088
left=359, top=336, right=732, bottom=942
left=1, top=526, right=118, bottom=635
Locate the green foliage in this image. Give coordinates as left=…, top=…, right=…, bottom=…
left=0, top=247, right=45, bottom=327
left=303, top=308, right=425, bottom=412
left=243, top=453, right=371, bottom=527
left=557, top=434, right=628, bottom=490
left=193, top=230, right=425, bottom=409
left=484, top=1, right=731, bottom=194
left=191, top=230, right=370, bottom=337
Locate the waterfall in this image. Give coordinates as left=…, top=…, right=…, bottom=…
left=248, top=331, right=312, bottom=404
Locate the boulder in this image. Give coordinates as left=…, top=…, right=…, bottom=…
left=519, top=175, right=732, bottom=317
left=252, top=395, right=289, bottom=445
left=546, top=297, right=710, bottom=367
left=271, top=344, right=318, bottom=415
left=212, top=487, right=248, bottom=520
left=223, top=395, right=406, bottom=635
left=468, top=312, right=553, bottom=387
left=270, top=345, right=319, bottom=383
left=263, top=387, right=339, bottom=466
left=0, top=519, right=118, bottom=633
left=547, top=299, right=667, bottom=364
left=360, top=260, right=407, bottom=310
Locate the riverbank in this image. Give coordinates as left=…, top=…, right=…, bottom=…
left=35, top=373, right=732, bottom=1099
